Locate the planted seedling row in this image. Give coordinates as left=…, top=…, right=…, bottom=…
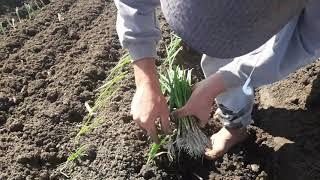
left=0, top=0, right=48, bottom=35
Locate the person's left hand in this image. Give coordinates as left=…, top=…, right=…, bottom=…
left=171, top=73, right=226, bottom=127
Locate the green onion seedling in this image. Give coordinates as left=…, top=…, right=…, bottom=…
left=24, top=3, right=34, bottom=19
left=66, top=145, right=87, bottom=162
left=147, top=35, right=208, bottom=164
left=39, top=0, right=46, bottom=7
left=15, top=7, right=21, bottom=22
left=34, top=1, right=41, bottom=10
left=0, top=22, right=5, bottom=35
left=160, top=66, right=208, bottom=158
left=147, top=135, right=171, bottom=164
left=7, top=18, right=16, bottom=30
left=76, top=54, right=131, bottom=139
left=60, top=145, right=87, bottom=178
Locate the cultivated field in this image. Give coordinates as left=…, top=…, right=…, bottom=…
left=0, top=0, right=320, bottom=179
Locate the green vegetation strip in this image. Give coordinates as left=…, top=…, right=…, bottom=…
left=60, top=54, right=131, bottom=176
left=24, top=3, right=35, bottom=19
left=76, top=54, right=131, bottom=139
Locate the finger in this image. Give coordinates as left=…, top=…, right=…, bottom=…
left=171, top=106, right=190, bottom=120
left=132, top=115, right=149, bottom=133
left=160, top=111, right=171, bottom=134
left=204, top=146, right=224, bottom=160
left=204, top=149, right=220, bottom=160
left=132, top=115, right=141, bottom=127
left=147, top=125, right=160, bottom=144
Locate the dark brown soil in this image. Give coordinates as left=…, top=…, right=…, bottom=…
left=0, top=0, right=319, bottom=180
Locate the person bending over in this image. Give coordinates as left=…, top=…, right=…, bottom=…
left=115, top=0, right=320, bottom=159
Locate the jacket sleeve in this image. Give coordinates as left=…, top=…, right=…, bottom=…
left=115, top=0, right=161, bottom=61
left=217, top=1, right=320, bottom=89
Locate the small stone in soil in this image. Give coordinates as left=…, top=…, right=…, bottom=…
left=9, top=121, right=24, bottom=132
left=250, top=164, right=260, bottom=172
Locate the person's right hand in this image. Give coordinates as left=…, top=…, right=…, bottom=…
left=131, top=58, right=170, bottom=144
left=171, top=72, right=226, bottom=127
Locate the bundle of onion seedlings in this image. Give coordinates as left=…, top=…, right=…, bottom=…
left=147, top=35, right=208, bottom=164
left=160, top=65, right=208, bottom=159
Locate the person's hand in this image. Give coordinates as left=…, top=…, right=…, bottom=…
left=172, top=73, right=226, bottom=127
left=131, top=58, right=170, bottom=144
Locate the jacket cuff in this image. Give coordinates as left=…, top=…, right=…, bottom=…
left=127, top=42, right=157, bottom=61
left=217, top=70, right=245, bottom=89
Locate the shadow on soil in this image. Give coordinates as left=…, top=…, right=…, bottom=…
left=253, top=73, right=320, bottom=180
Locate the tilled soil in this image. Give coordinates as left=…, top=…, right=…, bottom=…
left=1, top=0, right=122, bottom=179
left=0, top=0, right=320, bottom=180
